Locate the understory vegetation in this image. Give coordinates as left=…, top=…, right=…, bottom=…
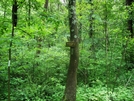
left=0, top=0, right=134, bottom=101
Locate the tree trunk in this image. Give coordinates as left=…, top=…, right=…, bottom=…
left=89, top=0, right=94, bottom=38
left=126, top=0, right=133, bottom=37
left=44, top=0, right=49, bottom=10
left=88, top=0, right=95, bottom=86
left=28, top=0, right=31, bottom=26
left=12, top=0, right=18, bottom=27
left=78, top=0, right=82, bottom=44
left=8, top=0, right=18, bottom=101
left=125, top=0, right=134, bottom=70
left=63, top=0, right=79, bottom=101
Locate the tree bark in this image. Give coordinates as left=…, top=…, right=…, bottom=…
left=89, top=0, right=94, bottom=38
left=44, top=0, right=49, bottom=10
left=78, top=0, right=82, bottom=43
left=125, top=0, right=134, bottom=70
left=8, top=0, right=18, bottom=101
left=63, top=0, right=79, bottom=101
left=28, top=0, right=31, bottom=26
left=12, top=0, right=18, bottom=27
left=126, top=0, right=133, bottom=38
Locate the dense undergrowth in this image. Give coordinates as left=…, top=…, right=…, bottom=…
left=0, top=0, right=134, bottom=100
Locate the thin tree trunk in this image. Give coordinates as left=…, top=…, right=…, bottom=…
left=104, top=0, right=110, bottom=91
left=78, top=0, right=82, bottom=43
left=89, top=0, right=95, bottom=57
left=88, top=0, right=96, bottom=86
left=44, top=0, right=49, bottom=10
left=126, top=0, right=133, bottom=37
left=8, top=0, right=18, bottom=101
left=63, top=0, right=79, bottom=101
left=126, top=0, right=134, bottom=70
left=89, top=0, right=94, bottom=38
left=28, top=0, right=31, bottom=26
left=12, top=0, right=18, bottom=27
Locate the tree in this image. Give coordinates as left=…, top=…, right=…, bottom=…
left=44, top=0, right=49, bottom=10
left=63, top=0, right=79, bottom=101
left=126, top=0, right=133, bottom=38
left=89, top=0, right=94, bottom=38
left=8, top=0, right=18, bottom=101
left=0, top=0, right=134, bottom=100
left=125, top=0, right=134, bottom=70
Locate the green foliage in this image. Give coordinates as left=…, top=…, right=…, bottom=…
left=77, top=85, right=134, bottom=101
left=0, top=0, right=134, bottom=100
left=125, top=38, right=134, bottom=70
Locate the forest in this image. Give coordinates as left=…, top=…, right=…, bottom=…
left=0, top=0, right=134, bottom=101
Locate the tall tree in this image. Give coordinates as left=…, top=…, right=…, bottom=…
left=89, top=0, right=94, bottom=38
left=78, top=0, right=82, bottom=41
left=88, top=0, right=96, bottom=85
left=63, top=0, right=79, bottom=101
left=44, top=0, right=49, bottom=10
left=28, top=0, right=31, bottom=26
left=8, top=0, right=18, bottom=101
left=126, top=0, right=134, bottom=70
left=126, top=0, right=133, bottom=38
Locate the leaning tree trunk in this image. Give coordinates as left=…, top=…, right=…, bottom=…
left=63, top=0, right=79, bottom=101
